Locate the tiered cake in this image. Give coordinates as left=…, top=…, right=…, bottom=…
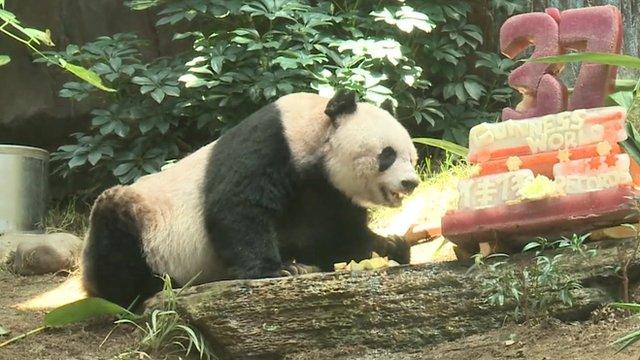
left=441, top=5, right=639, bottom=255
left=442, top=107, right=638, bottom=254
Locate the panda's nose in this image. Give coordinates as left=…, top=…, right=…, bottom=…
left=401, top=179, right=419, bottom=193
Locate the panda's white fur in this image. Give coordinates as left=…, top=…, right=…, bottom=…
left=277, top=93, right=418, bottom=207
left=127, top=142, right=224, bottom=286
left=81, top=91, right=419, bottom=307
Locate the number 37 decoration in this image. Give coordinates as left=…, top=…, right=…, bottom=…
left=500, top=5, right=623, bottom=120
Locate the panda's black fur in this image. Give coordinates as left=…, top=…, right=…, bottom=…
left=83, top=188, right=164, bottom=307
left=82, top=90, right=413, bottom=308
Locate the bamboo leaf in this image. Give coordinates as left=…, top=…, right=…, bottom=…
left=44, top=298, right=134, bottom=327
left=530, top=52, right=640, bottom=69
left=611, top=302, right=640, bottom=313
left=412, top=137, right=468, bottom=157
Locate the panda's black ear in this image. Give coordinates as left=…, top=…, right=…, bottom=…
left=324, top=89, right=357, bottom=121
left=380, top=98, right=396, bottom=117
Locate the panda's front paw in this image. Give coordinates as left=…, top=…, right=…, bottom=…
left=276, top=261, right=321, bottom=277
left=377, top=235, right=411, bottom=265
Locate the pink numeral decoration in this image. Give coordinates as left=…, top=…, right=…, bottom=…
left=559, top=6, right=623, bottom=110
left=500, top=5, right=623, bottom=120
left=500, top=12, right=566, bottom=120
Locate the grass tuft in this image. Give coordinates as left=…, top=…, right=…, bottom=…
left=112, top=275, right=216, bottom=359
left=40, top=198, right=90, bottom=237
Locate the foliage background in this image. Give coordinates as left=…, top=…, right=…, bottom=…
left=39, top=0, right=523, bottom=193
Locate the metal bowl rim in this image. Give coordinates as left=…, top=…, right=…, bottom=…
left=0, top=144, right=49, bottom=160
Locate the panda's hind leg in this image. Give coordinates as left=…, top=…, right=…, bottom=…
left=81, top=186, right=163, bottom=309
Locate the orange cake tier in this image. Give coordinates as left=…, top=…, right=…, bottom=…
left=475, top=142, right=622, bottom=177
left=468, top=106, right=627, bottom=163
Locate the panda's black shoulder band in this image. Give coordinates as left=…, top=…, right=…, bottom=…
left=324, top=89, right=357, bottom=121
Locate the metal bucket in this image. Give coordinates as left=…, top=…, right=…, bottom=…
left=0, top=145, right=49, bottom=234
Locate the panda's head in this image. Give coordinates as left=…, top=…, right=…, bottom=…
left=323, top=90, right=419, bottom=208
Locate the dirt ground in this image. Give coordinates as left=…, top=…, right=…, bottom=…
left=291, top=315, right=640, bottom=360
left=2, top=267, right=640, bottom=360
left=0, top=269, right=138, bottom=360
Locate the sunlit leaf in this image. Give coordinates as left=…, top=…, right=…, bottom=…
left=21, top=28, right=54, bottom=46
left=0, top=55, right=9, bottom=66
left=59, top=59, right=116, bottom=92
left=151, top=88, right=166, bottom=103
left=610, top=91, right=635, bottom=110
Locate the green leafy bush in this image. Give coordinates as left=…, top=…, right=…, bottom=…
left=0, top=1, right=113, bottom=90
left=472, top=234, right=596, bottom=322
left=46, top=0, right=521, bottom=187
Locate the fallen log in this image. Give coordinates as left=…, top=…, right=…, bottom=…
left=169, top=239, right=640, bottom=359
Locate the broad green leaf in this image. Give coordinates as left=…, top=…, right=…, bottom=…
left=412, top=138, right=468, bottom=157
left=87, top=151, right=102, bottom=165
left=131, top=76, right=155, bottom=86
left=113, top=162, right=135, bottom=176
left=44, top=297, right=133, bottom=327
left=150, top=88, right=165, bottom=103
left=59, top=59, right=116, bottom=92
left=531, top=52, right=640, bottom=69
left=0, top=325, right=9, bottom=336
left=68, top=155, right=87, bottom=169
left=610, top=91, right=635, bottom=110
left=162, top=86, right=180, bottom=97
left=0, top=55, right=9, bottom=66
left=620, top=125, right=640, bottom=165
left=464, top=80, right=484, bottom=100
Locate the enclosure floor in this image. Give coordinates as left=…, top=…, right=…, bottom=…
left=1, top=267, right=640, bottom=360
left=288, top=316, right=640, bottom=360
left=0, top=269, right=137, bottom=360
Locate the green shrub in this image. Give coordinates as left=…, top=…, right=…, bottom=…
left=472, top=234, right=596, bottom=322
left=44, top=0, right=521, bottom=188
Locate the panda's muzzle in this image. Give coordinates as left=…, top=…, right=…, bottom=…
left=401, top=179, right=419, bottom=192
left=380, top=187, right=406, bottom=207
left=380, top=178, right=419, bottom=206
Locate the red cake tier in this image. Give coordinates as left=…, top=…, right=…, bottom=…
left=442, top=185, right=638, bottom=252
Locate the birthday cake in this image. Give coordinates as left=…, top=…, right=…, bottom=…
left=441, top=5, right=639, bottom=254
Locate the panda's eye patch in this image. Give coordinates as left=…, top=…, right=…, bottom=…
left=378, top=146, right=397, bottom=172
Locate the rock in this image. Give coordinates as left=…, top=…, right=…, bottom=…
left=4, top=232, right=83, bottom=275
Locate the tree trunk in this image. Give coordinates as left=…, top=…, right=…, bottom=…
left=169, top=239, right=639, bottom=359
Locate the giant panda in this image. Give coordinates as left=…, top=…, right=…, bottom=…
left=81, top=90, right=420, bottom=308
